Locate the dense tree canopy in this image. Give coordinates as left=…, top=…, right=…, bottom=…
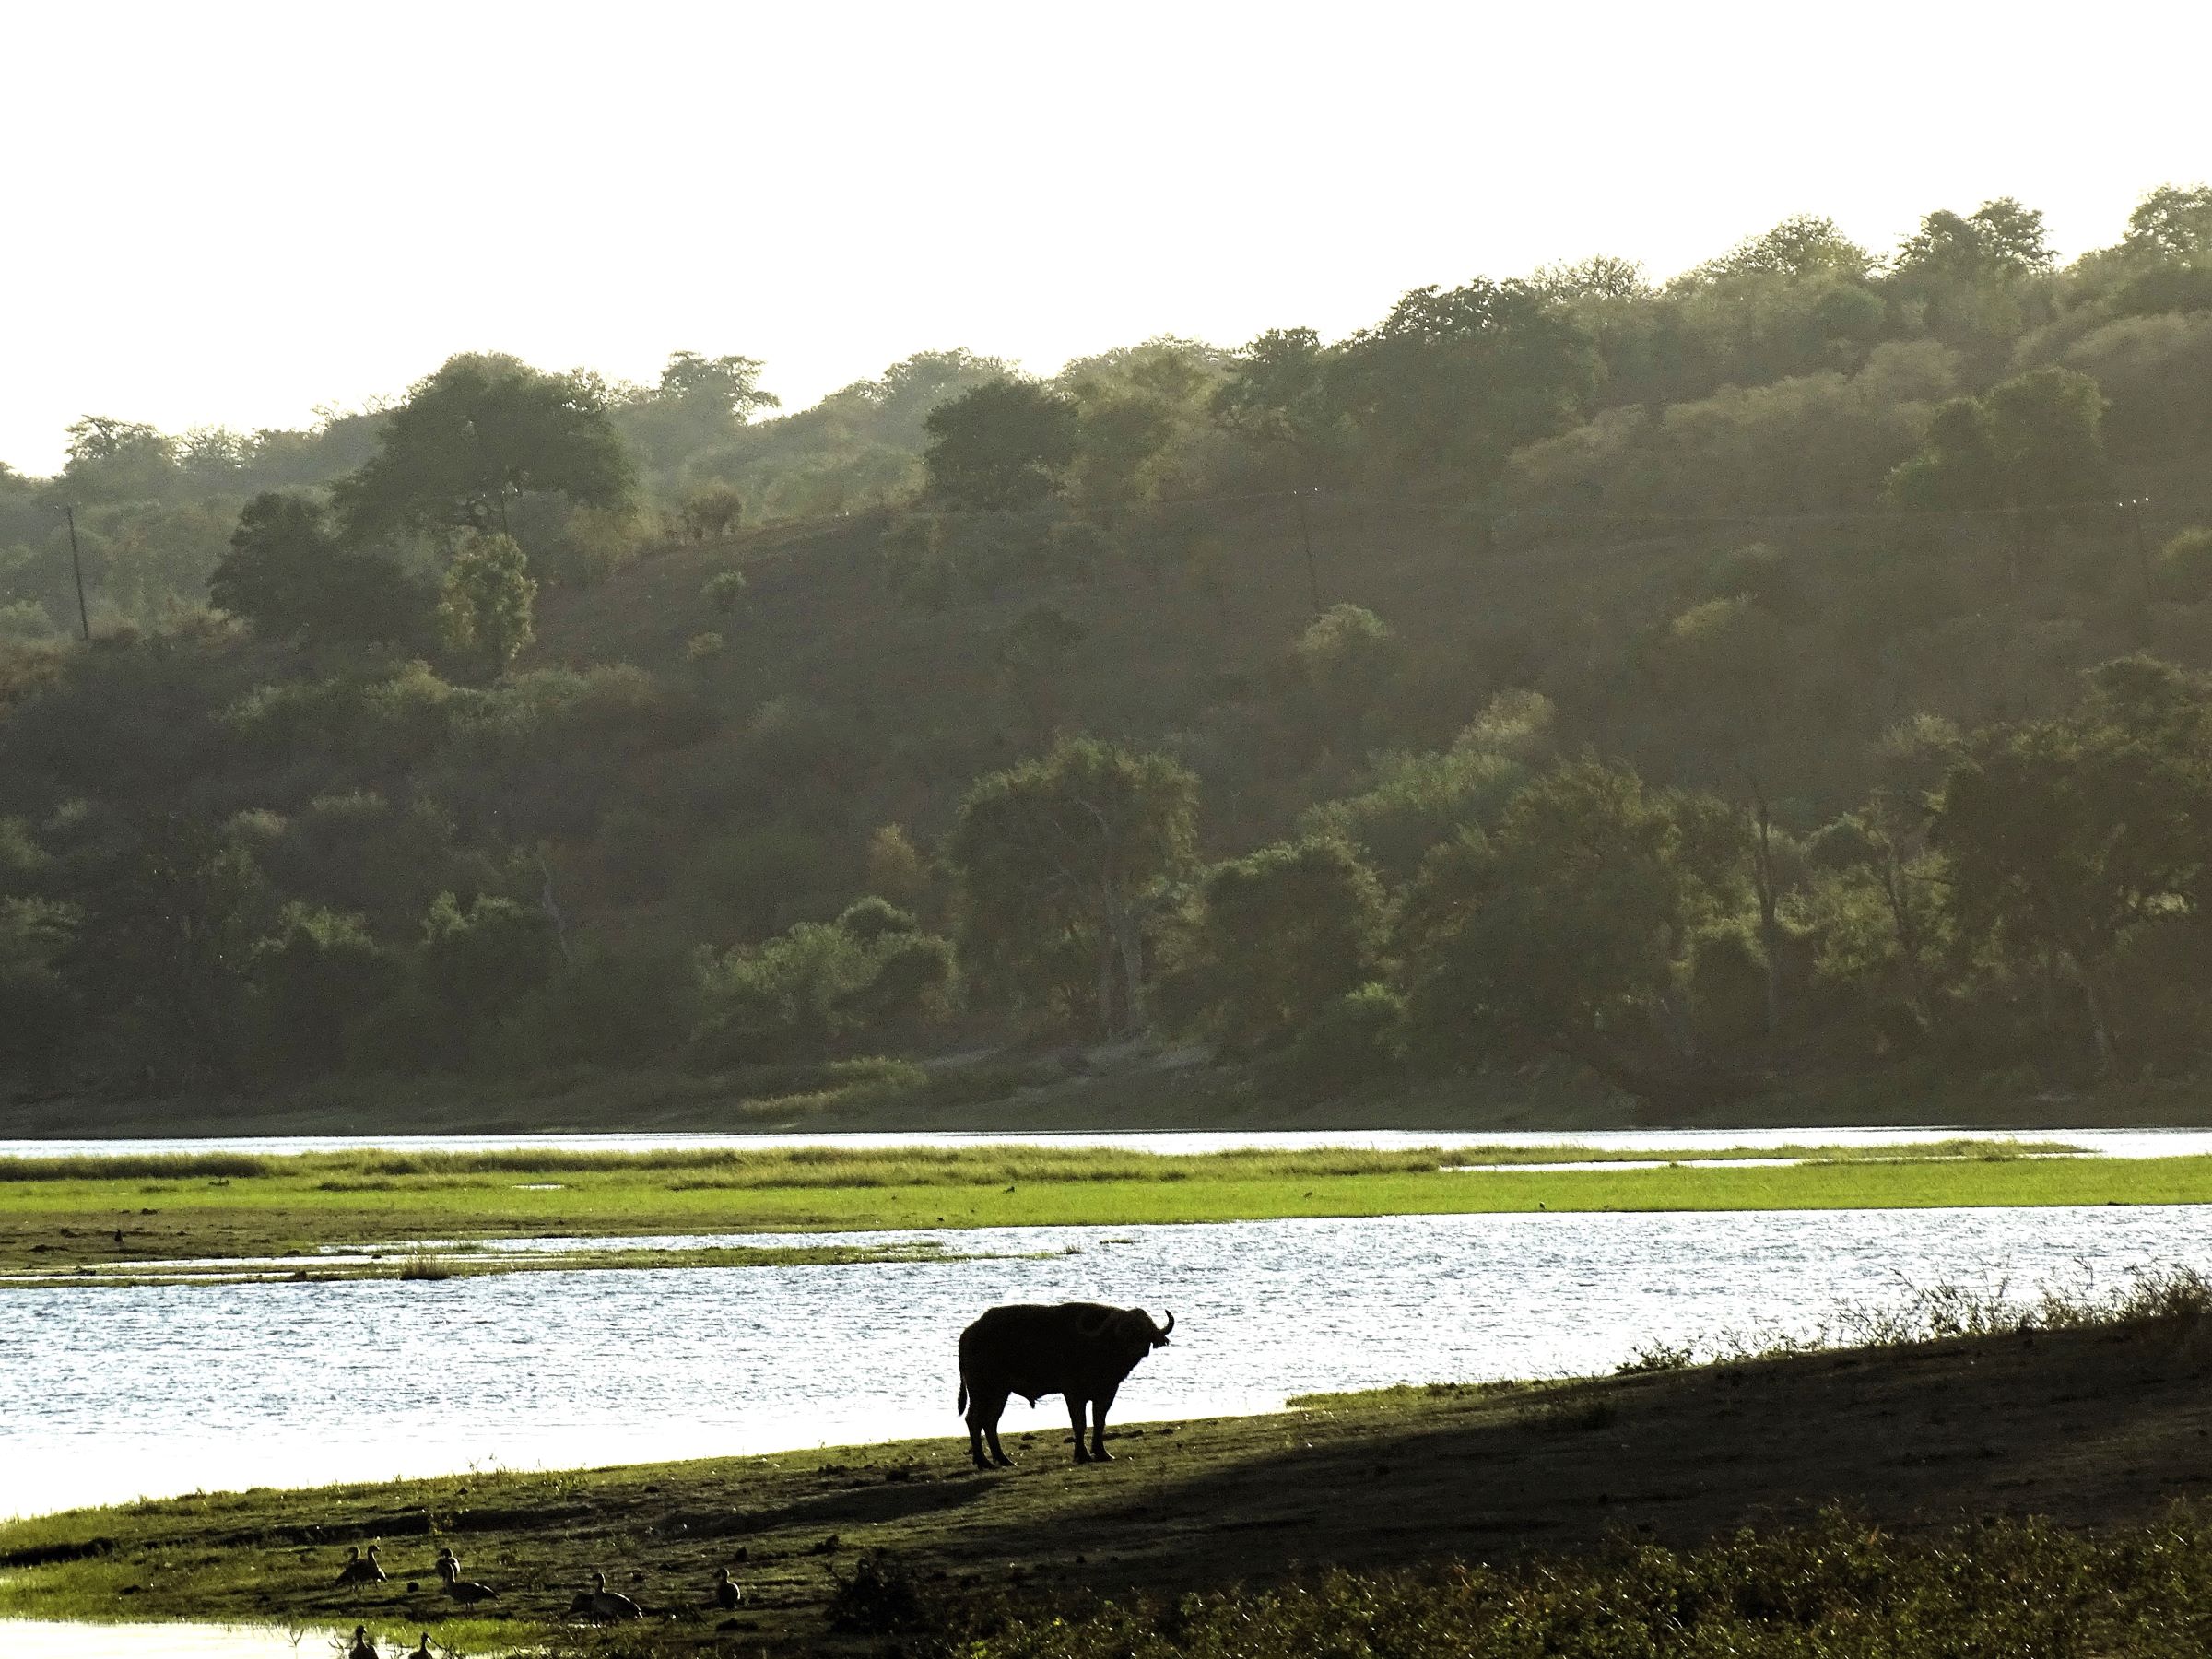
left=9, top=182, right=2212, bottom=1116
left=948, top=739, right=1198, bottom=1036
left=922, top=380, right=1081, bottom=511
left=332, top=354, right=634, bottom=545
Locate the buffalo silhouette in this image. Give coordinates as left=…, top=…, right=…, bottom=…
left=957, top=1301, right=1173, bottom=1468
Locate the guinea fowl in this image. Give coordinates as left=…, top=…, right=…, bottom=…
left=346, top=1625, right=378, bottom=1659
left=713, top=1566, right=743, bottom=1610
left=335, top=1546, right=388, bottom=1587
left=566, top=1570, right=643, bottom=1621
left=435, top=1551, right=498, bottom=1606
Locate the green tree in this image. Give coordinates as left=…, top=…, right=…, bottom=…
left=332, top=354, right=635, bottom=544
left=250, top=904, right=400, bottom=1077
left=1196, top=838, right=1383, bottom=1052
left=922, top=379, right=1080, bottom=510
left=1933, top=656, right=2212, bottom=1072
left=60, top=816, right=266, bottom=1083
left=1059, top=337, right=1224, bottom=505
left=418, top=890, right=560, bottom=1036
left=701, top=567, right=748, bottom=612
left=2122, top=183, right=2212, bottom=263
left=1398, top=760, right=1746, bottom=1113
left=692, top=900, right=951, bottom=1061
left=1211, top=326, right=1353, bottom=481
left=436, top=533, right=536, bottom=677
left=1290, top=603, right=1400, bottom=748
left=947, top=739, right=1199, bottom=1036
left=1801, top=794, right=1953, bottom=1041
left=1895, top=198, right=2054, bottom=283
left=59, top=416, right=179, bottom=501
left=1529, top=254, right=1652, bottom=300
left=2156, top=526, right=2212, bottom=603
left=0, top=896, right=76, bottom=1077
left=1689, top=214, right=1874, bottom=283
left=208, top=492, right=430, bottom=649
left=1887, top=367, right=2110, bottom=568
left=681, top=482, right=747, bottom=542
left=618, top=353, right=781, bottom=474
left=1335, top=278, right=1599, bottom=492
left=657, top=351, right=779, bottom=419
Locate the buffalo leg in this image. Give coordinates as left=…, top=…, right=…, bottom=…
left=1066, top=1394, right=1091, bottom=1463
left=968, top=1388, right=1015, bottom=1469
left=1089, top=1382, right=1119, bottom=1461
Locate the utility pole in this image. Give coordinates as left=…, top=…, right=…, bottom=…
left=1295, top=489, right=1322, bottom=617
left=63, top=505, right=90, bottom=641
left=2121, top=496, right=2154, bottom=593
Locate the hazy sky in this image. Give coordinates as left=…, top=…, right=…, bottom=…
left=4, top=0, right=2206, bottom=475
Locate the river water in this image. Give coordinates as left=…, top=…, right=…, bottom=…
left=10, top=1126, right=2212, bottom=1159
left=8, top=1197, right=2211, bottom=1523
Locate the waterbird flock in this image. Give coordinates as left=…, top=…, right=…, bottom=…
left=326, top=1541, right=740, bottom=1653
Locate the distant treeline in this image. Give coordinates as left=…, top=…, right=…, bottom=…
left=5, top=186, right=2212, bottom=1114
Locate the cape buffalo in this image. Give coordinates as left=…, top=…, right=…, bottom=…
left=956, top=1301, right=1174, bottom=1468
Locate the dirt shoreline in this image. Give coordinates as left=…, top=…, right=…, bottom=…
left=9, top=1317, right=2211, bottom=1653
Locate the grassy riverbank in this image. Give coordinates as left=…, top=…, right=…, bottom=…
left=8, top=1303, right=2212, bottom=1654
left=6, top=1139, right=2200, bottom=1279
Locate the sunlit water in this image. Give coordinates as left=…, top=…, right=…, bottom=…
left=0, top=1622, right=318, bottom=1659
left=8, top=1126, right=2212, bottom=1159
left=8, top=1203, right=2212, bottom=1521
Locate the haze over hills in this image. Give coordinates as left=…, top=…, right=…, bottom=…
left=5, top=187, right=2212, bottom=1129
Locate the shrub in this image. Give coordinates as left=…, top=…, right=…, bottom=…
left=836, top=895, right=921, bottom=943
left=1689, top=922, right=1771, bottom=1051
left=418, top=891, right=560, bottom=1029
left=693, top=906, right=954, bottom=1063
left=436, top=532, right=535, bottom=677
left=688, top=824, right=847, bottom=940
left=681, top=480, right=747, bottom=542
left=249, top=905, right=402, bottom=1077
left=2157, top=526, right=2212, bottom=603
left=500, top=944, right=701, bottom=1067
left=1277, top=982, right=1406, bottom=1100
left=702, top=568, right=748, bottom=612
left=1197, top=838, right=1383, bottom=1051
left=864, top=824, right=929, bottom=908
left=1703, top=541, right=1810, bottom=619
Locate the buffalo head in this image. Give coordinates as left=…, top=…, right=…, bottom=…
left=1076, top=1304, right=1177, bottom=1356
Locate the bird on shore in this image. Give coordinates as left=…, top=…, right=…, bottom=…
left=713, top=1566, right=743, bottom=1610
left=410, top=1636, right=436, bottom=1658
left=566, top=1570, right=643, bottom=1621
left=346, top=1625, right=378, bottom=1659
left=435, top=1550, right=498, bottom=1606
left=335, top=1546, right=388, bottom=1587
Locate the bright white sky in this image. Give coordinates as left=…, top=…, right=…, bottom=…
left=3, top=0, right=2206, bottom=476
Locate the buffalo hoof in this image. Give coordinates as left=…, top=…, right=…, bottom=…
left=1091, top=1448, right=1114, bottom=1462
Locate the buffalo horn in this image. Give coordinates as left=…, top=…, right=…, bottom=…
left=1158, top=1310, right=1175, bottom=1337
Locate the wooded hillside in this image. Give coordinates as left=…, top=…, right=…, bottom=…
left=6, top=188, right=2212, bottom=1122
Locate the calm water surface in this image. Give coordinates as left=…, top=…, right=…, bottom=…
left=8, top=1203, right=2211, bottom=1520
left=8, top=1126, right=2212, bottom=1158
left=0, top=1623, right=311, bottom=1659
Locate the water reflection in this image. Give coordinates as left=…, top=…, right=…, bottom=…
left=7, top=1126, right=2212, bottom=1159
left=2, top=1622, right=320, bottom=1658
left=8, top=1204, right=2210, bottom=1520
